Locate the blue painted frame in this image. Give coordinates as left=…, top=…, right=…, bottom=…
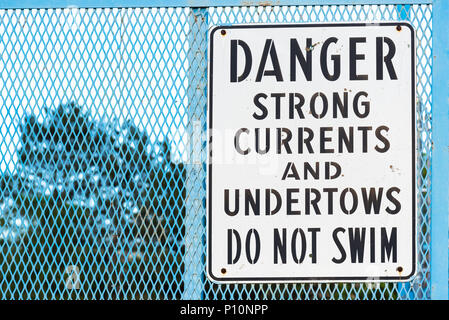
left=0, top=0, right=434, bottom=9
left=430, top=0, right=449, bottom=300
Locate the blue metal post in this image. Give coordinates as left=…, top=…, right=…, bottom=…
left=431, top=0, right=449, bottom=300
left=183, top=7, right=208, bottom=300
left=396, top=3, right=415, bottom=300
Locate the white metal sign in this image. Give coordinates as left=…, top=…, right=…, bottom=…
left=207, top=23, right=416, bottom=283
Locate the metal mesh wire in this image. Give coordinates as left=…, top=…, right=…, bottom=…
left=0, top=3, right=432, bottom=300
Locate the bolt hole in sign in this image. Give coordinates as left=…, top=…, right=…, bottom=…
left=207, top=22, right=416, bottom=283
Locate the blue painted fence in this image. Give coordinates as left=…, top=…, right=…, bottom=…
left=0, top=0, right=446, bottom=300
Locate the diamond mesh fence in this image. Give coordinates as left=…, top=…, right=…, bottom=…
left=0, top=3, right=432, bottom=299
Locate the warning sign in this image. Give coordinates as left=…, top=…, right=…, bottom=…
left=207, top=23, right=416, bottom=283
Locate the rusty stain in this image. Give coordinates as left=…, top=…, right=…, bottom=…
left=306, top=42, right=321, bottom=51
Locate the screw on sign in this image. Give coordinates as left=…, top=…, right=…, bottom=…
left=207, top=23, right=416, bottom=283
